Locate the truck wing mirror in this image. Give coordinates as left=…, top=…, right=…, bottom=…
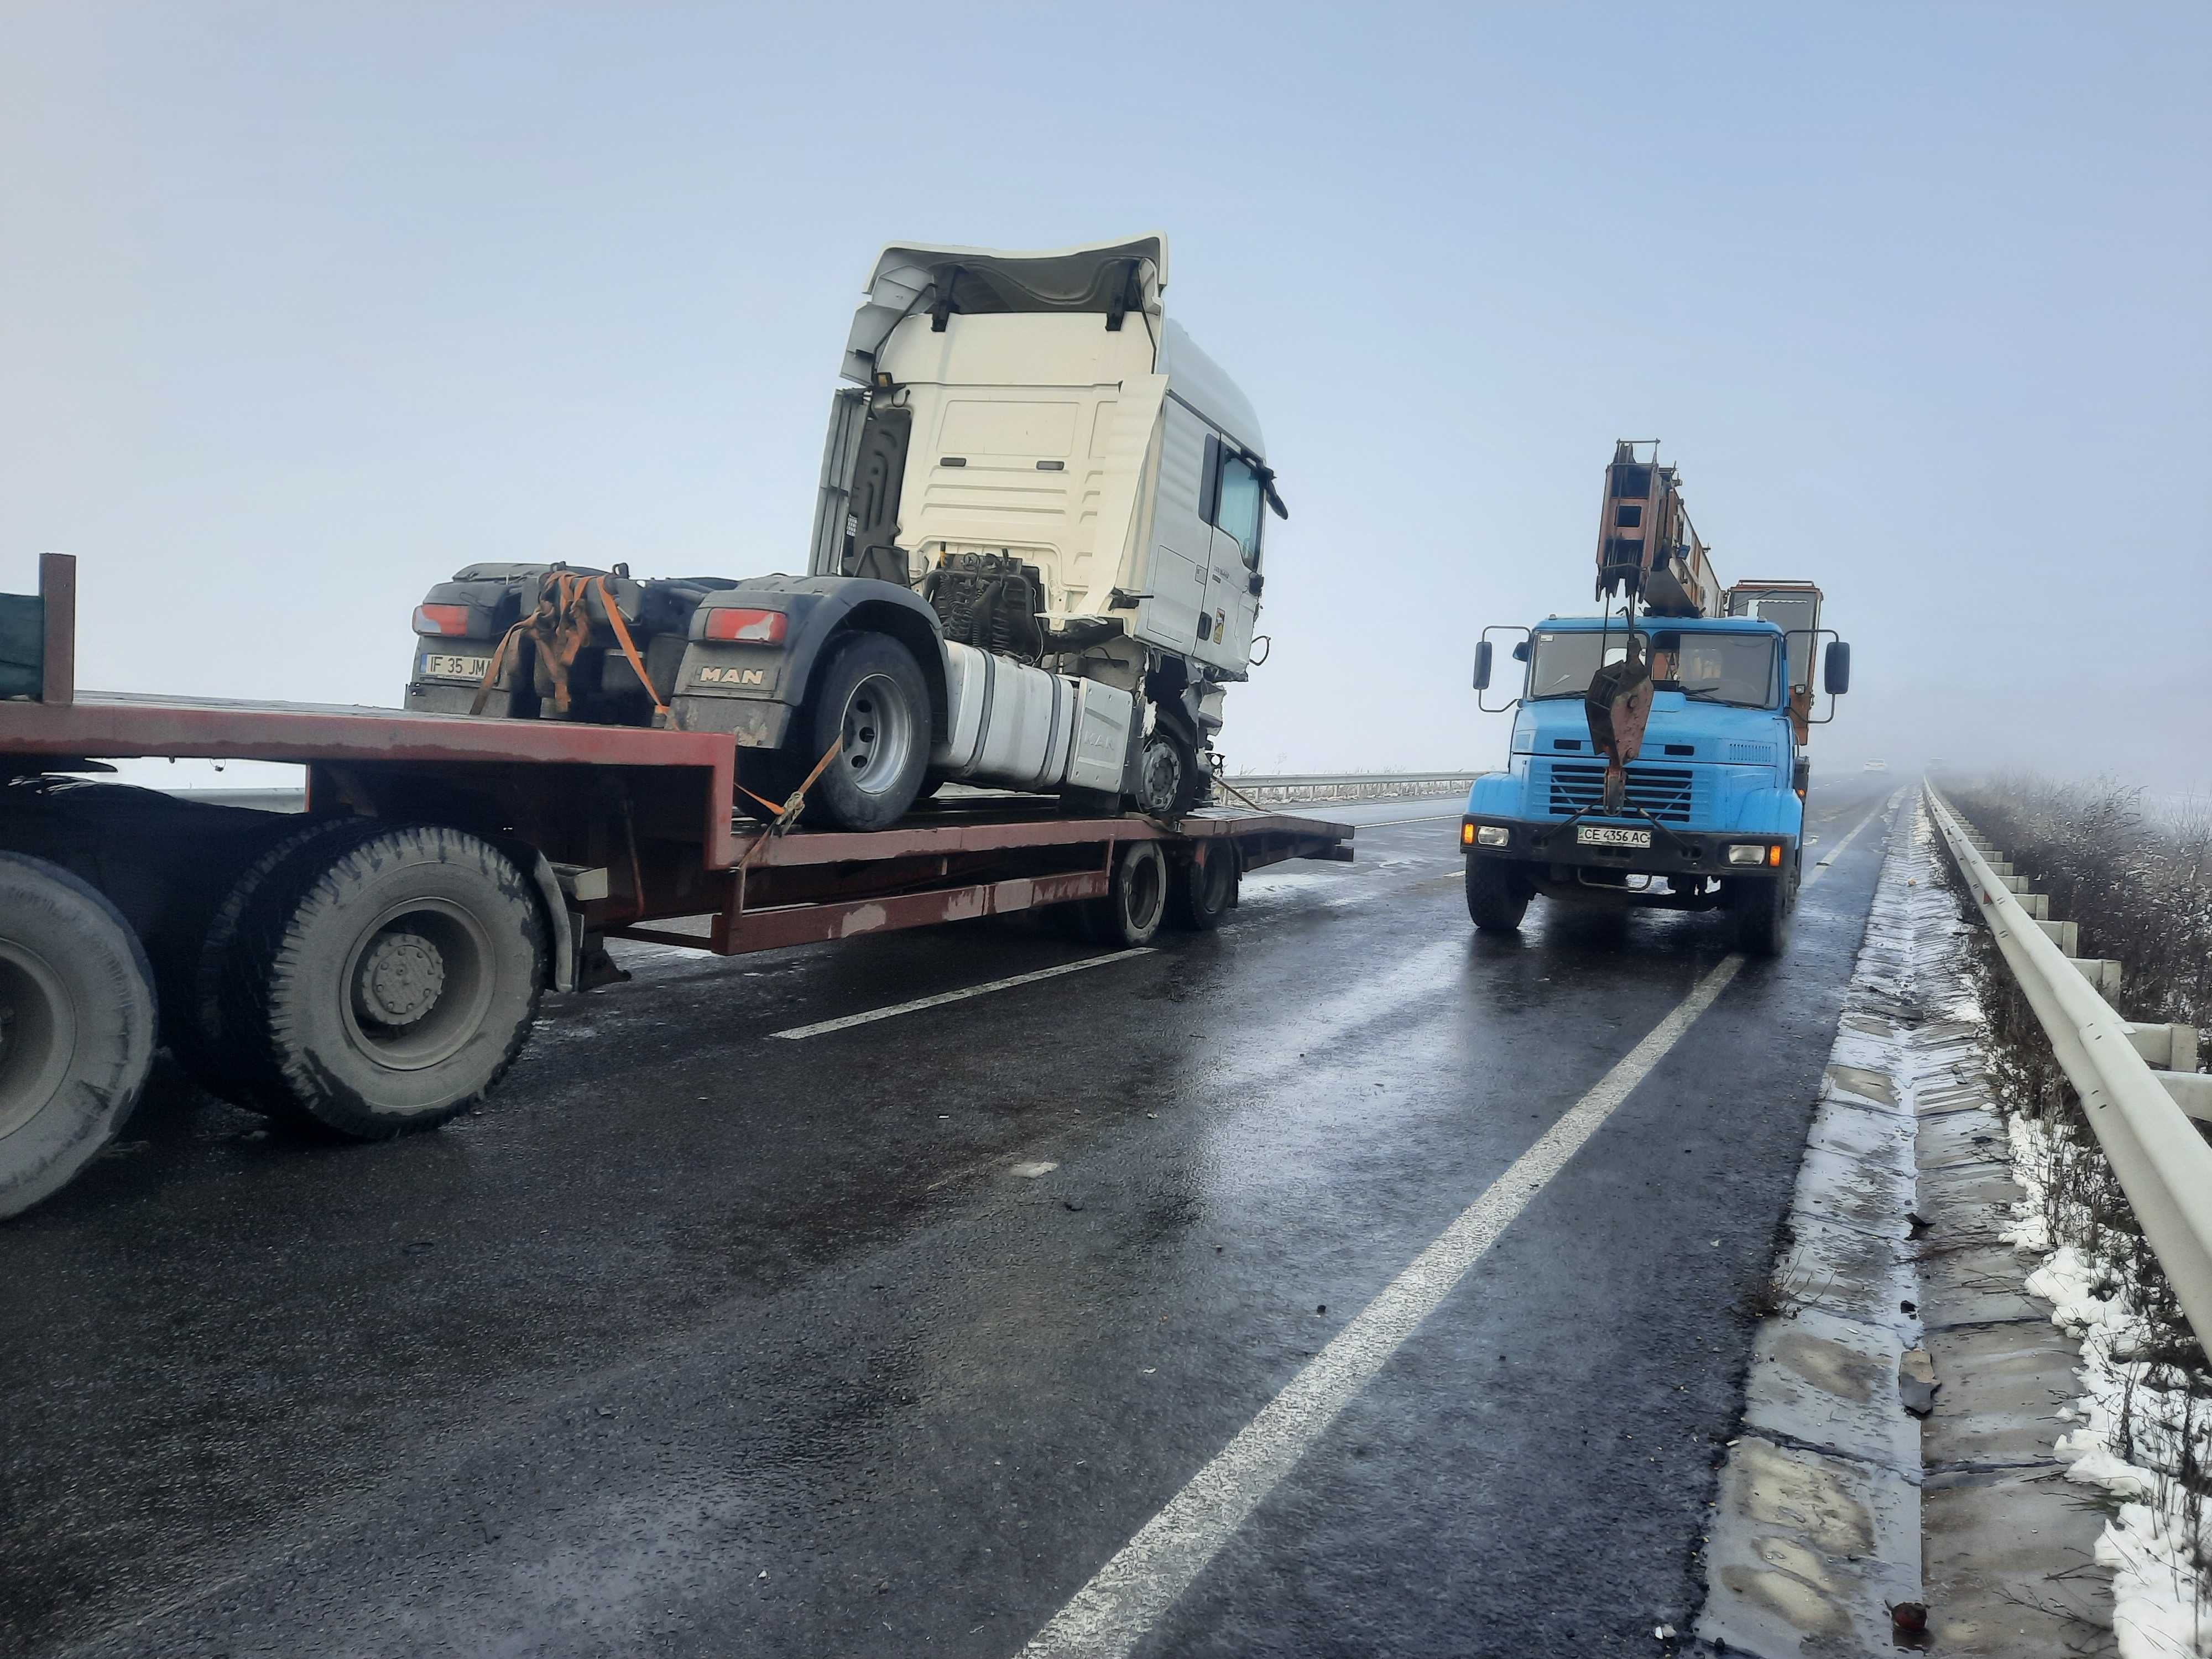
left=1473, top=640, right=1493, bottom=691
left=1511, top=639, right=1529, bottom=662
left=1823, top=640, right=1851, bottom=696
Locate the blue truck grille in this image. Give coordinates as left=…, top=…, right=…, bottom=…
left=1545, top=761, right=1698, bottom=823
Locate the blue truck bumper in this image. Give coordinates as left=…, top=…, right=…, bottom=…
left=1460, top=813, right=1797, bottom=900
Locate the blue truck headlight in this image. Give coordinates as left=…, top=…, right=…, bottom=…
left=1725, top=843, right=1768, bottom=867
left=1473, top=825, right=1510, bottom=848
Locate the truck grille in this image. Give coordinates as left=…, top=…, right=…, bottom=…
left=1546, top=761, right=1697, bottom=823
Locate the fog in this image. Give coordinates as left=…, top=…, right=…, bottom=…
left=4, top=4, right=2206, bottom=790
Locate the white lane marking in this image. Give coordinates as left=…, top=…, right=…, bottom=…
left=770, top=951, right=1155, bottom=1040
left=1016, top=951, right=1747, bottom=1658
left=1811, top=796, right=1890, bottom=872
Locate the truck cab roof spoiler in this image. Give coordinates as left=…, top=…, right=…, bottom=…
left=842, top=233, right=1168, bottom=383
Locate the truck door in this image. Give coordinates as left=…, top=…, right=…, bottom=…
left=1134, top=399, right=1217, bottom=653
left=1199, top=437, right=1265, bottom=669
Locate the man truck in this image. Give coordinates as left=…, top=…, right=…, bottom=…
left=401, top=234, right=1284, bottom=828
left=1460, top=442, right=1851, bottom=955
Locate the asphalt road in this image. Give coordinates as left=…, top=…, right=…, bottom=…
left=1, top=779, right=1899, bottom=1659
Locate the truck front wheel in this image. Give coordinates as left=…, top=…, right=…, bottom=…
left=0, top=853, right=157, bottom=1219
left=799, top=633, right=931, bottom=831
left=1465, top=856, right=1532, bottom=933
left=1731, top=867, right=1798, bottom=957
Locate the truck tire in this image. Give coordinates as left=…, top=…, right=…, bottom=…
left=1465, top=856, right=1531, bottom=933
left=797, top=632, right=931, bottom=831
left=1732, top=868, right=1798, bottom=957
left=1165, top=846, right=1236, bottom=932
left=221, top=825, right=547, bottom=1139
left=1082, top=841, right=1168, bottom=948
left=165, top=816, right=378, bottom=1113
left=0, top=853, right=156, bottom=1219
left=1136, top=728, right=1198, bottom=820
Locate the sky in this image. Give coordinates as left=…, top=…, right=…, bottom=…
left=4, top=2, right=2208, bottom=790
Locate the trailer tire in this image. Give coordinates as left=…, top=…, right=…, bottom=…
left=797, top=632, right=931, bottom=831
left=166, top=816, right=381, bottom=1113
left=222, top=825, right=547, bottom=1139
left=1732, top=868, right=1798, bottom=957
left=1165, top=846, right=1236, bottom=932
left=0, top=854, right=156, bottom=1220
left=1465, top=856, right=1531, bottom=933
left=1083, top=841, right=1168, bottom=949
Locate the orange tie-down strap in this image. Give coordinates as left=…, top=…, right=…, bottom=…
left=471, top=571, right=667, bottom=721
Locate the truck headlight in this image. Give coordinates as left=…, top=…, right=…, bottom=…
left=1725, top=843, right=1768, bottom=866
left=1473, top=825, right=1510, bottom=848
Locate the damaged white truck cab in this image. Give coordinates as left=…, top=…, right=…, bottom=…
left=404, top=235, right=1282, bottom=832
left=673, top=233, right=1284, bottom=823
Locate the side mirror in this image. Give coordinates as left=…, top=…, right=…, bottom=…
left=1473, top=640, right=1493, bottom=691
left=1511, top=640, right=1530, bottom=662
left=1823, top=640, right=1851, bottom=696
left=1248, top=571, right=1264, bottom=597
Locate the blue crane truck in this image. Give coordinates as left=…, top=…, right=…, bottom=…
left=1459, top=443, right=1851, bottom=956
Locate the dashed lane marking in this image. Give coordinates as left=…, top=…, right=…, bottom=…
left=770, top=951, right=1156, bottom=1040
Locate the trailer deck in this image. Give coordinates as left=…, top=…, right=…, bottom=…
left=0, top=556, right=1353, bottom=1216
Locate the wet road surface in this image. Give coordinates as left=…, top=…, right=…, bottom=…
left=1, top=781, right=1898, bottom=1657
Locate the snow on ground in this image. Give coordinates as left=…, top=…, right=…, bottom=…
left=1997, top=1109, right=2212, bottom=1658
left=1934, top=790, right=2212, bottom=1657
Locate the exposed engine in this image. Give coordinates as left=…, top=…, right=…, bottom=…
left=919, top=552, right=1047, bottom=661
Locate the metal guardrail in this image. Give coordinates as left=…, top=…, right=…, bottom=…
left=1221, top=771, right=1481, bottom=804
left=1925, top=781, right=2212, bottom=1350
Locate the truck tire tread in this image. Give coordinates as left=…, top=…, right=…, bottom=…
left=0, top=853, right=158, bottom=1219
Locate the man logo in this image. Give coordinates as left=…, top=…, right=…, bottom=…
left=697, top=665, right=768, bottom=687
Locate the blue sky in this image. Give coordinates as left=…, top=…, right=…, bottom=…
left=4, top=3, right=2206, bottom=785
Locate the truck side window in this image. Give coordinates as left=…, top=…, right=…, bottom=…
left=1213, top=453, right=1265, bottom=567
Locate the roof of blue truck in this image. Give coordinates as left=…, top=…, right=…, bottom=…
left=1536, top=614, right=1783, bottom=635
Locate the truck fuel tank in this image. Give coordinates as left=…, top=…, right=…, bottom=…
left=934, top=642, right=1136, bottom=795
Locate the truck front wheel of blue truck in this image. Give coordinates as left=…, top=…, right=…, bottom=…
left=1730, top=858, right=1800, bottom=957
left=1464, top=854, right=1533, bottom=933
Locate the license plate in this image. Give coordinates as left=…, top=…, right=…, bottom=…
left=1577, top=825, right=1651, bottom=848
left=420, top=652, right=492, bottom=681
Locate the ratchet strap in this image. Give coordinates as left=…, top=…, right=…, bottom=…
left=472, top=571, right=667, bottom=721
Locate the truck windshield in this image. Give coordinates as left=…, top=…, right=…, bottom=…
left=1527, top=628, right=1776, bottom=708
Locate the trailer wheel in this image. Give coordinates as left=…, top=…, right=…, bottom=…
left=166, top=816, right=380, bottom=1114
left=1465, top=856, right=1531, bottom=933
left=1165, top=846, right=1237, bottom=932
left=0, top=854, right=156, bottom=1220
left=224, top=825, right=547, bottom=1139
left=1732, top=868, right=1798, bottom=957
left=1083, top=841, right=1169, bottom=948
left=799, top=632, right=931, bottom=831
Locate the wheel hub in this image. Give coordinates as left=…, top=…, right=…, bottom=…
left=354, top=931, right=447, bottom=1027
left=1142, top=740, right=1182, bottom=813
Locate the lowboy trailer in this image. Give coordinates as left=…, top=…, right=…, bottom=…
left=0, top=556, right=1352, bottom=1218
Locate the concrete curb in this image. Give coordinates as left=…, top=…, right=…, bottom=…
left=1698, top=803, right=1928, bottom=1656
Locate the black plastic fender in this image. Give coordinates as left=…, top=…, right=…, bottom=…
left=669, top=576, right=948, bottom=752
